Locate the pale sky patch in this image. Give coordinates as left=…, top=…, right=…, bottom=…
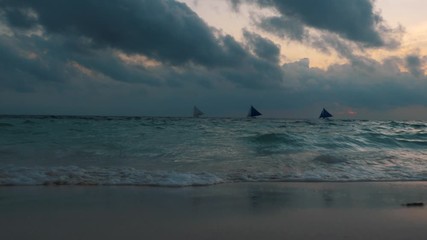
left=116, top=52, right=162, bottom=68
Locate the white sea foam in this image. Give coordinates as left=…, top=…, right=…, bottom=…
left=1, top=164, right=426, bottom=187
left=0, top=166, right=225, bottom=187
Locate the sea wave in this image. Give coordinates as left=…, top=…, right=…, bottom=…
left=0, top=122, right=14, bottom=127
left=2, top=117, right=427, bottom=186
left=1, top=165, right=427, bottom=187
left=0, top=166, right=225, bottom=187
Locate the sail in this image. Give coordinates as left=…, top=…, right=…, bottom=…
left=319, top=108, right=333, bottom=119
left=247, top=105, right=262, bottom=117
left=193, top=106, right=204, bottom=118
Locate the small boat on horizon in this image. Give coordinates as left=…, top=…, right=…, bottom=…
left=247, top=105, right=262, bottom=118
left=193, top=106, right=204, bottom=118
left=319, top=108, right=333, bottom=119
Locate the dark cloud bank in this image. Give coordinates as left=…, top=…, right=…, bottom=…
left=0, top=0, right=426, bottom=119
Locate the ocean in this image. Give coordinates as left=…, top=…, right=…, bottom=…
left=1, top=116, right=427, bottom=186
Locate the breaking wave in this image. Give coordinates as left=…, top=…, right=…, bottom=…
left=2, top=164, right=427, bottom=187
left=0, top=166, right=224, bottom=187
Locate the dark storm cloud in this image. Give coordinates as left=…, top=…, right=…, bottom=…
left=243, top=30, right=280, bottom=62
left=235, top=0, right=401, bottom=48
left=2, top=7, right=37, bottom=29
left=257, top=16, right=305, bottom=41
left=284, top=57, right=427, bottom=108
left=0, top=0, right=285, bottom=90
left=0, top=31, right=197, bottom=91
left=1, top=0, right=238, bottom=67
left=0, top=34, right=70, bottom=92
left=405, top=55, right=423, bottom=77
left=260, top=0, right=386, bottom=46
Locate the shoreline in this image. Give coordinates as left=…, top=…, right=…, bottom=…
left=1, top=182, right=427, bottom=239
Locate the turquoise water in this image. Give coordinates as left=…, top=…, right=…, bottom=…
left=1, top=116, right=427, bottom=186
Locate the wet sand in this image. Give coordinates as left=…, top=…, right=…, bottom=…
left=1, top=182, right=427, bottom=240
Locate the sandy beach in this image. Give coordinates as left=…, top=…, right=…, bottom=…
left=1, top=182, right=427, bottom=240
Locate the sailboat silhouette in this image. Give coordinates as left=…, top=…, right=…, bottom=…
left=247, top=105, right=262, bottom=118
left=193, top=106, right=204, bottom=118
left=319, top=108, right=333, bottom=119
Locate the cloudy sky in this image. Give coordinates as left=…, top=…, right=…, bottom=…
left=0, top=0, right=426, bottom=119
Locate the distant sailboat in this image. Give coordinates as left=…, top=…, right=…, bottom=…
left=319, top=108, right=333, bottom=119
left=193, top=106, right=204, bottom=118
left=247, top=105, right=262, bottom=118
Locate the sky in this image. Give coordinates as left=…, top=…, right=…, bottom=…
left=0, top=0, right=426, bottom=119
